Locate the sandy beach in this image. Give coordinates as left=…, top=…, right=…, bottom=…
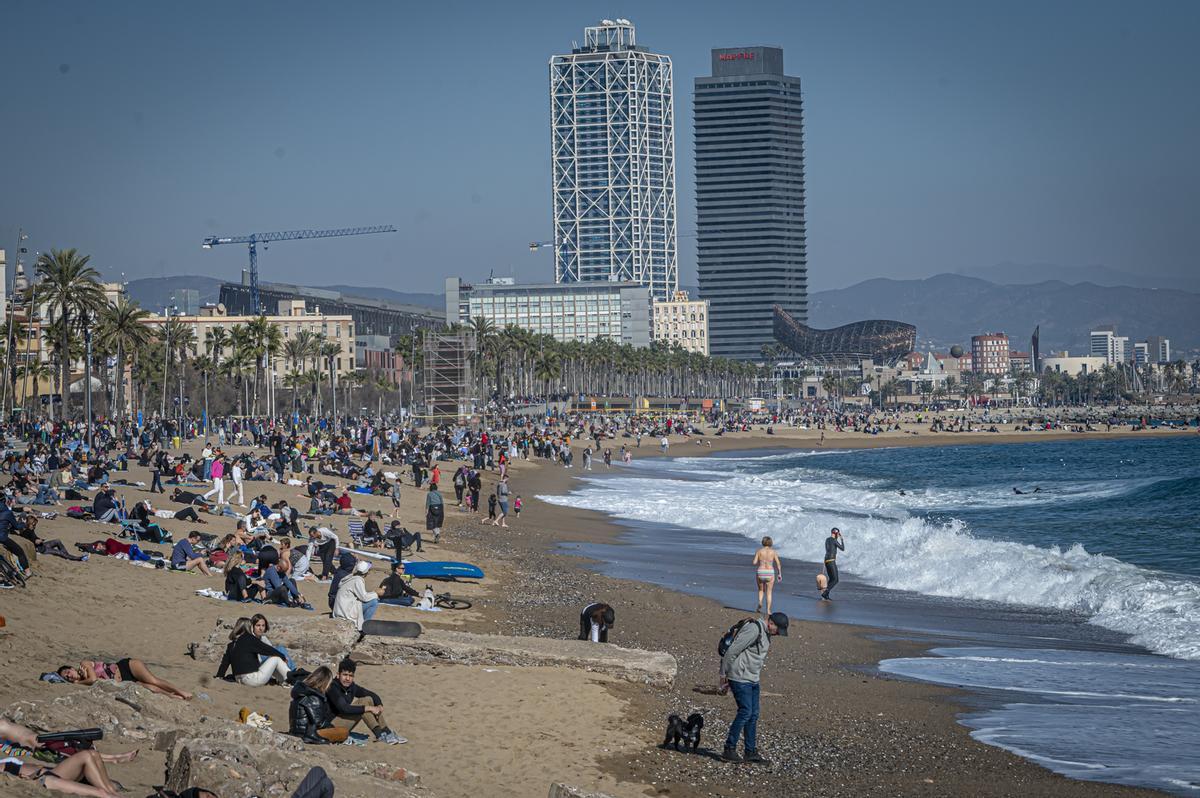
left=2, top=421, right=1190, bottom=797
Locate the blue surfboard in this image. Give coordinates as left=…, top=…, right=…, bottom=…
left=401, top=561, right=485, bottom=580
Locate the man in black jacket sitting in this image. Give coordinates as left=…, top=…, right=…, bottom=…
left=92, top=487, right=120, bottom=523
left=326, top=658, right=405, bottom=744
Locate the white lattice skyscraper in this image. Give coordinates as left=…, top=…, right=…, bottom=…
left=550, top=19, right=678, bottom=301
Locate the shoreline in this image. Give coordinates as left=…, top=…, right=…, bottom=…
left=1, top=427, right=1185, bottom=796
left=469, top=432, right=1170, bottom=797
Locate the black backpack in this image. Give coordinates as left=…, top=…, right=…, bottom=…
left=717, top=618, right=764, bottom=657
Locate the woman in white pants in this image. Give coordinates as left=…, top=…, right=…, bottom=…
left=231, top=461, right=246, bottom=506
left=202, top=457, right=226, bottom=504
left=215, top=617, right=293, bottom=687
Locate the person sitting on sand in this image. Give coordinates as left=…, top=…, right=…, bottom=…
left=57, top=658, right=192, bottom=699
left=332, top=560, right=379, bottom=632
left=288, top=667, right=343, bottom=744
left=216, top=617, right=294, bottom=687
left=223, top=549, right=265, bottom=601
left=326, top=657, right=405, bottom=744
left=91, top=488, right=119, bottom=524
left=262, top=557, right=309, bottom=609
left=273, top=500, right=301, bottom=538
left=378, top=559, right=420, bottom=606
left=170, top=531, right=212, bottom=576
left=752, top=536, right=782, bottom=616
left=384, top=521, right=424, bottom=553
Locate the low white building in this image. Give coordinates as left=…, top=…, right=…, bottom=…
left=1041, top=352, right=1108, bottom=376
left=652, top=290, right=709, bottom=355
left=444, top=276, right=651, bottom=347
left=140, top=300, right=357, bottom=376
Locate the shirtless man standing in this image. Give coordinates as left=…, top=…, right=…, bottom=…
left=752, top=536, right=782, bottom=615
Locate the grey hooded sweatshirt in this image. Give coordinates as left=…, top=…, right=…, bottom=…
left=720, top=618, right=770, bottom=684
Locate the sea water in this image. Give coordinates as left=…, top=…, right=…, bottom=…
left=541, top=437, right=1200, bottom=793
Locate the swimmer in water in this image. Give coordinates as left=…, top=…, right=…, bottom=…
left=752, top=536, right=782, bottom=616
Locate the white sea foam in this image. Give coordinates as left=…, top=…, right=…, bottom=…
left=539, top=466, right=1200, bottom=660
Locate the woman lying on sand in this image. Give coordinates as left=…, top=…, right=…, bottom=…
left=2, top=748, right=125, bottom=798
left=56, top=659, right=192, bottom=700
left=0, top=719, right=137, bottom=798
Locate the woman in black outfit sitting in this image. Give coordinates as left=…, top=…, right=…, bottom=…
left=288, top=666, right=344, bottom=744
left=223, top=550, right=265, bottom=601
left=215, top=617, right=293, bottom=687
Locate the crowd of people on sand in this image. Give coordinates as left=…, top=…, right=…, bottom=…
left=5, top=398, right=1190, bottom=794
left=1, top=412, right=560, bottom=796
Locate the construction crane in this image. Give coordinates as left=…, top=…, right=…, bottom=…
left=202, top=225, right=398, bottom=314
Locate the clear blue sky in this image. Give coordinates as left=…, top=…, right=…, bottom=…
left=1, top=0, right=1197, bottom=293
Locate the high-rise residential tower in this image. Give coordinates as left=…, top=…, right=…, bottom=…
left=695, top=47, right=807, bottom=360
left=550, top=19, right=678, bottom=301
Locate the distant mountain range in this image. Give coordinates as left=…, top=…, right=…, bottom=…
left=954, top=262, right=1200, bottom=293
left=124, top=272, right=1198, bottom=355
left=809, top=273, right=1199, bottom=354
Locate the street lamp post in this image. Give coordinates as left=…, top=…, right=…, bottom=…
left=82, top=309, right=94, bottom=450
left=2, top=229, right=30, bottom=419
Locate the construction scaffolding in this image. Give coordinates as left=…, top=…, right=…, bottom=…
left=423, top=331, right=475, bottom=422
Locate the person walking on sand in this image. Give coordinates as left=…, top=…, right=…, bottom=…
left=493, top=476, right=510, bottom=527
left=202, top=455, right=226, bottom=504
left=820, top=527, right=845, bottom=600
left=231, top=458, right=246, bottom=506
left=720, top=611, right=788, bottom=764
left=752, top=536, right=782, bottom=615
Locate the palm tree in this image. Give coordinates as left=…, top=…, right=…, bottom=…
left=534, top=350, right=562, bottom=397
left=97, top=298, right=153, bottom=418
left=321, top=340, right=341, bottom=417
left=23, top=361, right=54, bottom=414
left=34, top=249, right=105, bottom=419
left=245, top=315, right=272, bottom=414
left=222, top=343, right=254, bottom=416
left=206, top=325, right=228, bottom=361
left=820, top=373, right=839, bottom=401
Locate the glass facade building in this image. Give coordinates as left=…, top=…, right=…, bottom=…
left=695, top=47, right=807, bottom=360
left=445, top=277, right=651, bottom=347
left=550, top=19, right=678, bottom=301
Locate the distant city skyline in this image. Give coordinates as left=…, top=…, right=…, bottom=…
left=1, top=1, right=1197, bottom=295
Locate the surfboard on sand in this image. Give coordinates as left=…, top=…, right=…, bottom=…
left=361, top=620, right=422, bottom=638
left=401, top=561, right=485, bottom=580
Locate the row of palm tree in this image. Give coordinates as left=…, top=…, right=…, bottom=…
left=0, top=248, right=389, bottom=421
left=464, top=317, right=761, bottom=401
left=9, top=250, right=1197, bottom=421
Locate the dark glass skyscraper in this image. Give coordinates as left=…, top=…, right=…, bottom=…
left=695, top=47, right=807, bottom=360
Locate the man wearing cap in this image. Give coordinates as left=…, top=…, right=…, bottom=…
left=720, top=611, right=789, bottom=764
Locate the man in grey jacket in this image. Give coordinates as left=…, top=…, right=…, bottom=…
left=720, top=611, right=789, bottom=763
